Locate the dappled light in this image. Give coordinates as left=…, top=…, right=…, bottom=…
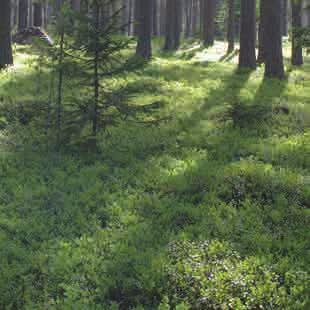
left=0, top=0, right=309, bottom=309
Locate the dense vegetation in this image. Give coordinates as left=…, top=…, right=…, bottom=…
left=0, top=41, right=309, bottom=309
left=0, top=0, right=309, bottom=309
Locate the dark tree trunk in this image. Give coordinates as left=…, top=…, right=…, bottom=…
left=227, top=0, right=235, bottom=53
left=159, top=0, right=166, bottom=37
left=164, top=0, right=182, bottom=50
left=264, top=0, right=285, bottom=78
left=18, top=0, right=28, bottom=30
left=201, top=0, right=216, bottom=46
left=0, top=0, right=13, bottom=70
left=136, top=0, right=153, bottom=59
left=257, top=0, right=267, bottom=64
left=133, top=0, right=140, bottom=36
left=238, top=0, right=256, bottom=70
left=33, top=2, right=43, bottom=27
left=29, top=0, right=33, bottom=26
left=291, top=0, right=303, bottom=66
left=71, top=0, right=81, bottom=11
left=152, top=0, right=158, bottom=36
left=184, top=0, right=192, bottom=38
left=282, top=0, right=288, bottom=36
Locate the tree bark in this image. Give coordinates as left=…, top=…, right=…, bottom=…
left=201, top=0, right=216, bottom=46
left=164, top=0, right=182, bottom=50
left=238, top=0, right=256, bottom=69
left=291, top=0, right=303, bottom=66
left=264, top=0, right=285, bottom=78
left=136, top=0, right=153, bottom=59
left=227, top=0, right=235, bottom=53
left=282, top=0, right=288, bottom=36
left=257, top=0, right=267, bottom=64
left=33, top=2, right=43, bottom=27
left=18, top=0, right=29, bottom=30
left=0, top=0, right=13, bottom=70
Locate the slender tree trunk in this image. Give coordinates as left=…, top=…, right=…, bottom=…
left=128, top=0, right=134, bottom=35
left=18, top=0, right=28, bottom=30
left=152, top=0, right=158, bottom=36
left=33, top=2, right=43, bottom=27
left=28, top=0, right=33, bottom=26
left=133, top=0, right=140, bottom=35
left=282, top=0, right=288, bottom=36
left=227, top=0, right=235, bottom=53
left=291, top=0, right=303, bottom=66
left=71, top=0, right=81, bottom=11
left=0, top=0, right=13, bottom=70
left=164, top=0, right=182, bottom=50
left=191, top=0, right=199, bottom=37
left=238, top=0, right=256, bottom=69
left=184, top=0, right=192, bottom=38
left=264, top=0, right=285, bottom=78
left=121, top=0, right=129, bottom=35
left=136, top=0, right=153, bottom=59
left=159, top=0, right=166, bottom=36
left=257, top=0, right=267, bottom=64
left=201, top=0, right=217, bottom=46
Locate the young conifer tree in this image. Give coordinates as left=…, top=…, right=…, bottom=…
left=50, top=0, right=158, bottom=150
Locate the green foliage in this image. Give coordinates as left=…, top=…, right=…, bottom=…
left=0, top=42, right=309, bottom=309
left=165, top=240, right=308, bottom=309
left=298, top=26, right=310, bottom=53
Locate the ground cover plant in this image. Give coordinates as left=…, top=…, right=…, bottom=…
left=0, top=0, right=310, bottom=309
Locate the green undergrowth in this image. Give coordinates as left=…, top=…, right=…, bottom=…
left=0, top=44, right=309, bottom=309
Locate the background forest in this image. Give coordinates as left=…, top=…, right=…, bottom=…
left=0, top=0, right=309, bottom=309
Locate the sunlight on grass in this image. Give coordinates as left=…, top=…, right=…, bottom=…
left=0, top=42, right=309, bottom=309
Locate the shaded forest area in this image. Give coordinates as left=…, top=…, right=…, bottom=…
left=0, top=0, right=310, bottom=309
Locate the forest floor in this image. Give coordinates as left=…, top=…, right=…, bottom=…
left=0, top=42, right=309, bottom=309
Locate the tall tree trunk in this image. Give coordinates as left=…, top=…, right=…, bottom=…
left=136, top=0, right=153, bottom=59
left=291, top=0, right=303, bottom=66
left=159, top=0, right=166, bottom=37
left=282, top=0, right=288, bottom=36
left=0, top=0, right=13, bottom=70
left=18, top=0, right=28, bottom=30
left=201, top=0, right=216, bottom=46
left=226, top=0, right=235, bottom=53
left=164, top=0, right=182, bottom=50
left=238, top=0, right=256, bottom=69
left=71, top=0, right=81, bottom=11
left=152, top=0, right=158, bottom=36
left=264, top=0, right=285, bottom=78
left=184, top=0, right=192, bottom=38
left=191, top=0, right=199, bottom=37
left=28, top=0, right=33, bottom=26
left=257, top=0, right=267, bottom=64
left=33, top=2, right=43, bottom=27
left=133, top=0, right=140, bottom=35
left=121, top=0, right=129, bottom=34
